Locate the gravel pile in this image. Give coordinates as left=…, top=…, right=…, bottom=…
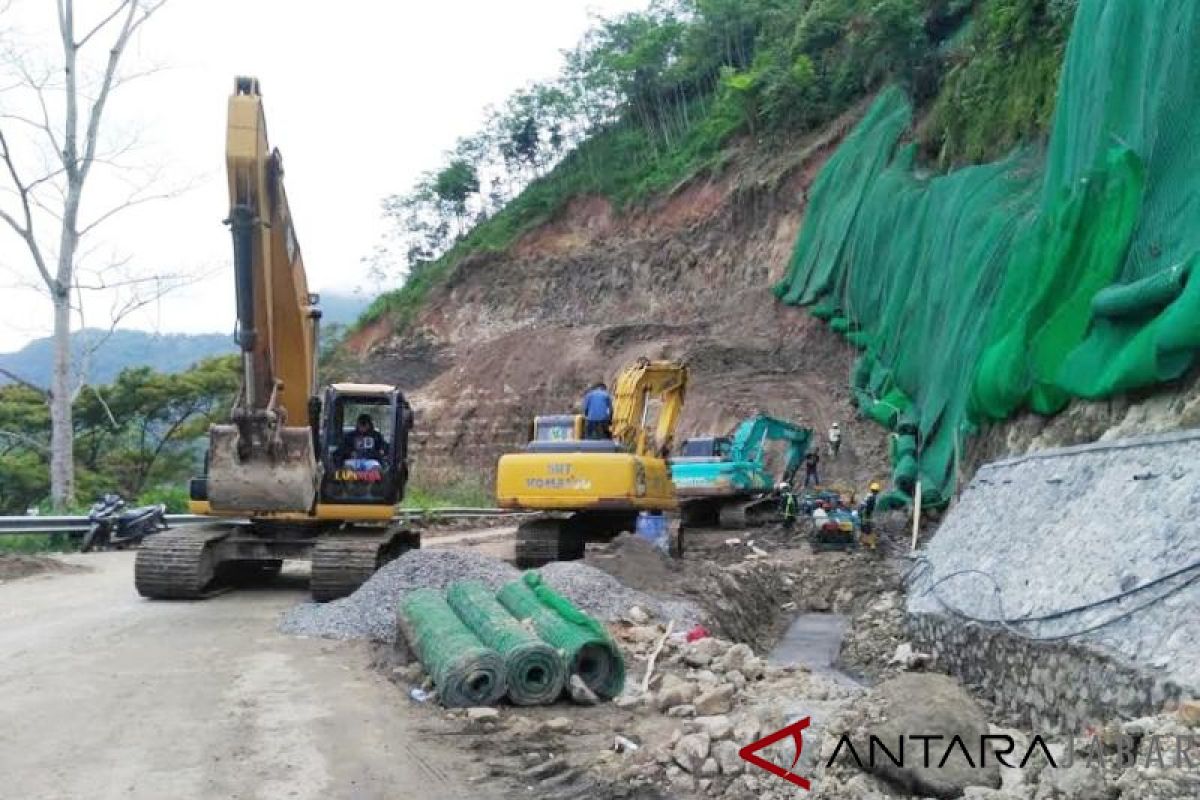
left=279, top=549, right=705, bottom=643
left=280, top=549, right=519, bottom=642
left=539, top=560, right=704, bottom=628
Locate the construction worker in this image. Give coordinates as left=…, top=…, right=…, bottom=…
left=777, top=482, right=798, bottom=531
left=340, top=413, right=387, bottom=468
left=860, top=481, right=881, bottom=550
left=803, top=450, right=821, bottom=488
left=581, top=382, right=613, bottom=440
left=828, top=422, right=842, bottom=458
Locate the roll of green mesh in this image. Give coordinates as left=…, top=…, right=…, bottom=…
left=445, top=581, right=566, bottom=706
left=496, top=573, right=625, bottom=700
left=397, top=588, right=506, bottom=708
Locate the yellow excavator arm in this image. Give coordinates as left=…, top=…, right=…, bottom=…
left=610, top=358, right=688, bottom=458
left=206, top=77, right=322, bottom=514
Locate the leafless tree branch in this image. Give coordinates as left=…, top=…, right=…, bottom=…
left=0, top=367, right=47, bottom=396
left=0, top=429, right=50, bottom=454
left=88, top=384, right=118, bottom=427
left=73, top=1, right=129, bottom=50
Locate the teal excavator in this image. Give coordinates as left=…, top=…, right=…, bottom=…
left=670, top=415, right=812, bottom=527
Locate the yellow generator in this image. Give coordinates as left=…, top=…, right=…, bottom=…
left=496, top=358, right=687, bottom=566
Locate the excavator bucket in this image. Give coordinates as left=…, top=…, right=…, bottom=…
left=206, top=423, right=320, bottom=513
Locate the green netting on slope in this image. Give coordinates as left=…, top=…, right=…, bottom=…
left=774, top=0, right=1200, bottom=506
left=496, top=573, right=625, bottom=700
left=445, top=581, right=567, bottom=706
left=397, top=588, right=506, bottom=708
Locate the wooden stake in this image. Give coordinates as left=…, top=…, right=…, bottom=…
left=910, top=480, right=923, bottom=552
left=641, top=619, right=675, bottom=693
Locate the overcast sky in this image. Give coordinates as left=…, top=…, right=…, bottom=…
left=0, top=0, right=647, bottom=352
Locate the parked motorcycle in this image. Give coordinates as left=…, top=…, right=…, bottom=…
left=81, top=494, right=168, bottom=553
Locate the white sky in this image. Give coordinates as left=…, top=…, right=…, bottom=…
left=0, top=0, right=647, bottom=352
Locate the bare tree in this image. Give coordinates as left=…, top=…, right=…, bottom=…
left=0, top=0, right=172, bottom=509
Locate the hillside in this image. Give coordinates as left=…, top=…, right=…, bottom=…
left=337, top=0, right=1081, bottom=491
left=343, top=0, right=1200, bottom=514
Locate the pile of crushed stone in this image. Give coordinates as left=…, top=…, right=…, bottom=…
left=539, top=560, right=703, bottom=629
left=280, top=548, right=705, bottom=642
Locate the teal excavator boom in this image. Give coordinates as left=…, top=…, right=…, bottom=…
left=671, top=415, right=812, bottom=528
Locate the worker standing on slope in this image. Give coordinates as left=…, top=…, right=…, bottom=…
left=582, top=382, right=613, bottom=440
left=828, top=422, right=842, bottom=458
left=803, top=450, right=821, bottom=488
left=860, top=481, right=881, bottom=550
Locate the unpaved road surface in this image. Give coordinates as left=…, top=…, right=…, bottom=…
left=0, top=552, right=496, bottom=800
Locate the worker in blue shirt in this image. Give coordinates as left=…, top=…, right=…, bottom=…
left=581, top=382, right=613, bottom=440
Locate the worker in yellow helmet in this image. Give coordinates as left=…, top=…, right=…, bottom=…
left=859, top=481, right=882, bottom=551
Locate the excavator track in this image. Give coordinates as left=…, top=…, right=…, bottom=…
left=135, top=527, right=231, bottom=600
left=310, top=531, right=417, bottom=602
left=515, top=518, right=585, bottom=569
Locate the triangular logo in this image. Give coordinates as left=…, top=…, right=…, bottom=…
left=738, top=716, right=812, bottom=790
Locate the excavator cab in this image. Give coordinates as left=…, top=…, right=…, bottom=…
left=318, top=384, right=412, bottom=506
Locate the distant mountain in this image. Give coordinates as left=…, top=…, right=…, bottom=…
left=317, top=291, right=371, bottom=327
left=0, top=292, right=369, bottom=389
left=0, top=330, right=235, bottom=389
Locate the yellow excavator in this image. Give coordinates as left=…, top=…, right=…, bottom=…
left=135, top=77, right=418, bottom=601
left=495, top=358, right=688, bottom=566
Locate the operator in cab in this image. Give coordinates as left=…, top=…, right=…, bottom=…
left=342, top=413, right=388, bottom=469
left=582, top=382, right=613, bottom=440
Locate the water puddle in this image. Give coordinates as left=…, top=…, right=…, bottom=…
left=768, top=613, right=864, bottom=688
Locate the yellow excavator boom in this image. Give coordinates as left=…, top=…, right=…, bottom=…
left=611, top=358, right=688, bottom=458
left=206, top=77, right=321, bottom=514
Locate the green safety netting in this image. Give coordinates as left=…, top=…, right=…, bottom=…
left=445, top=580, right=567, bottom=705
left=397, top=588, right=507, bottom=708
left=775, top=0, right=1200, bottom=506
left=496, top=573, right=625, bottom=699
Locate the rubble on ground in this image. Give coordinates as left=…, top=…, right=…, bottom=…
left=382, top=564, right=1200, bottom=800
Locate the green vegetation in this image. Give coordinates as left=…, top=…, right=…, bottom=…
left=777, top=0, right=1199, bottom=506
left=0, top=534, right=76, bottom=554
left=361, top=0, right=1078, bottom=332
left=921, top=0, right=1076, bottom=166
left=400, top=468, right=493, bottom=511
left=0, top=356, right=238, bottom=515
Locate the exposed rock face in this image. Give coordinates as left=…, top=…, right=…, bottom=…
left=343, top=116, right=892, bottom=492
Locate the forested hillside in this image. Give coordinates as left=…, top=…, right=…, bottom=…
left=359, top=0, right=1076, bottom=334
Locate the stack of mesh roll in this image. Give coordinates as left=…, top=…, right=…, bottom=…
left=397, top=588, right=506, bottom=708
left=497, top=572, right=625, bottom=700
left=446, top=581, right=566, bottom=705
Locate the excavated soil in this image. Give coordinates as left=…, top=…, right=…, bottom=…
left=0, top=554, right=87, bottom=582
left=342, top=108, right=890, bottom=493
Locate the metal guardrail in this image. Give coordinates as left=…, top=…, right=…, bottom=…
left=0, top=508, right=524, bottom=536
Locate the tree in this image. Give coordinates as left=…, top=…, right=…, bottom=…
left=73, top=356, right=237, bottom=497
left=0, top=355, right=238, bottom=513
left=432, top=159, right=480, bottom=237
left=0, top=0, right=173, bottom=509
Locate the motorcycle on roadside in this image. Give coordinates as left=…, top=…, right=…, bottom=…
left=80, top=494, right=169, bottom=553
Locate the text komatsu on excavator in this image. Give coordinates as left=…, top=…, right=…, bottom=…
left=134, top=77, right=418, bottom=601
left=495, top=358, right=688, bottom=566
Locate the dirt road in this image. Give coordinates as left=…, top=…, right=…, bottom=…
left=0, top=551, right=496, bottom=800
